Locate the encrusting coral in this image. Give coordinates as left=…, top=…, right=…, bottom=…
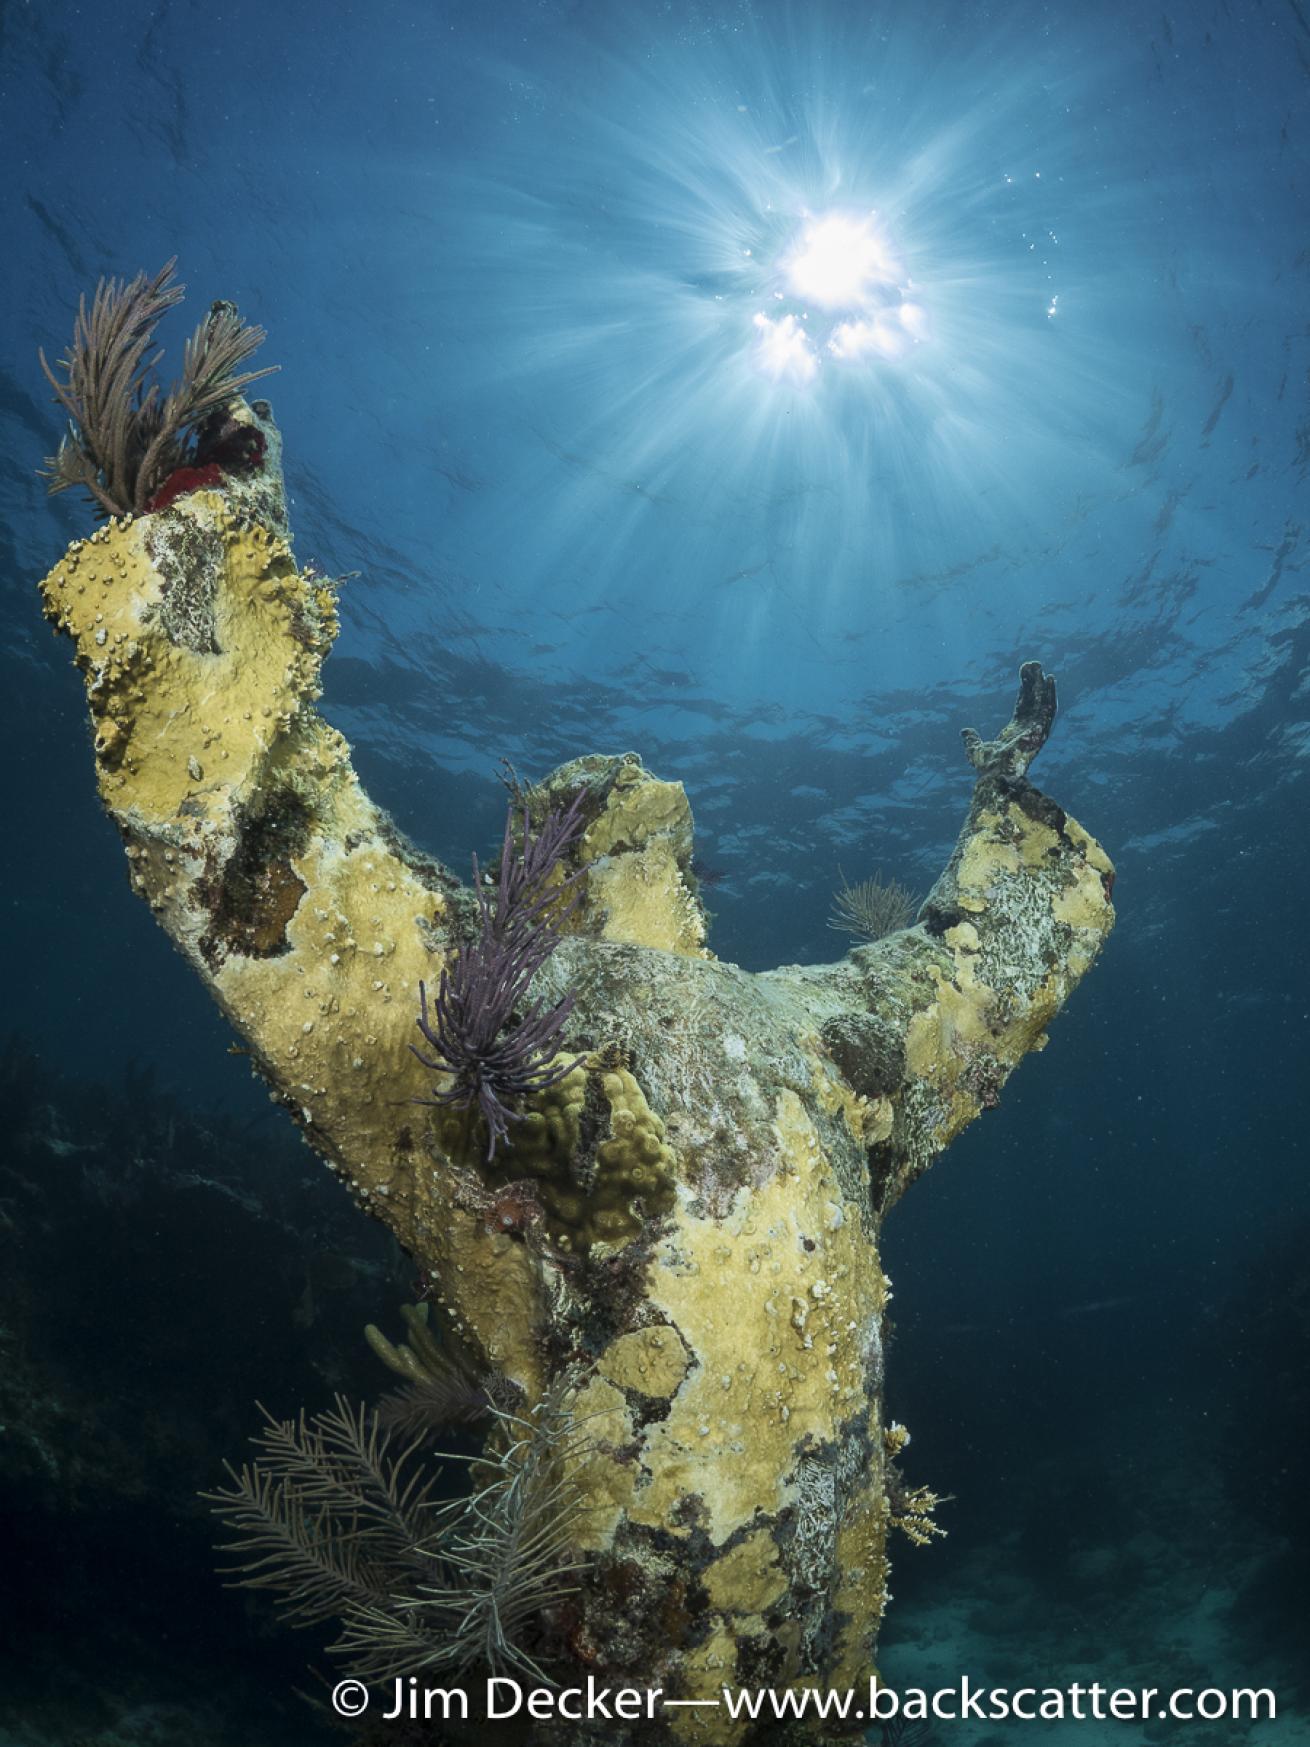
left=37, top=330, right=1115, bottom=1743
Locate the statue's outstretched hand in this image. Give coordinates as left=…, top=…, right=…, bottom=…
left=961, top=660, right=1057, bottom=781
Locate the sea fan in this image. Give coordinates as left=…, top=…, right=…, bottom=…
left=828, top=867, right=916, bottom=943
left=203, top=1397, right=444, bottom=1630
left=205, top=1376, right=592, bottom=1687
left=38, top=259, right=277, bottom=517
left=342, top=1383, right=592, bottom=1684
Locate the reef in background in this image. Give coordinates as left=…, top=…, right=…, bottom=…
left=0, top=1034, right=394, bottom=1746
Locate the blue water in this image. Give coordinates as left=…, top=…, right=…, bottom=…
left=1, top=0, right=1307, bottom=1741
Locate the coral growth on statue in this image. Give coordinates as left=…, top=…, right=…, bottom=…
left=34, top=270, right=1116, bottom=1744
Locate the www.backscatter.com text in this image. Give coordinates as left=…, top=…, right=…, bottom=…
left=333, top=1675, right=1276, bottom=1726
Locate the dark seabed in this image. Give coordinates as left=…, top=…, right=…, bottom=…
left=1, top=0, right=1307, bottom=1742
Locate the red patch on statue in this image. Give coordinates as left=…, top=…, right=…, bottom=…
left=145, top=462, right=226, bottom=512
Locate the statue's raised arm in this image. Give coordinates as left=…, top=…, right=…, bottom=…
left=769, top=658, right=1115, bottom=1218
left=39, top=293, right=1113, bottom=1741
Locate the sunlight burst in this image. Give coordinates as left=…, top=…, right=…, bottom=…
left=755, top=210, right=925, bottom=382
left=782, top=212, right=900, bottom=310
left=414, top=4, right=1116, bottom=647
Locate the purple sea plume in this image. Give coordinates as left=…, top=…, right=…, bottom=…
left=472, top=787, right=589, bottom=944
left=412, top=790, right=590, bottom=1160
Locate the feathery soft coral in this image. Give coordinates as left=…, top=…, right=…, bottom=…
left=412, top=790, right=589, bottom=1160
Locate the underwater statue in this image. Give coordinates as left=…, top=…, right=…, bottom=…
left=37, top=336, right=1113, bottom=1741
